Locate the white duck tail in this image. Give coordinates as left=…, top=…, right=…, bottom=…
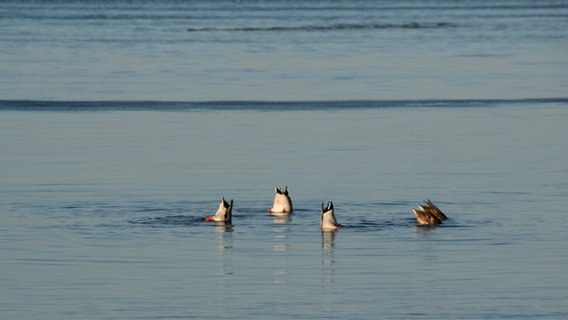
left=205, top=196, right=233, bottom=224
left=269, top=186, right=293, bottom=214
left=320, top=201, right=341, bottom=231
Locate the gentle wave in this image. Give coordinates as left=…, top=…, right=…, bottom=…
left=187, top=22, right=456, bottom=32
left=0, top=98, right=566, bottom=112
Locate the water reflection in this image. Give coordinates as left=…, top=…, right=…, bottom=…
left=414, top=224, right=439, bottom=237
left=320, top=230, right=337, bottom=314
left=272, top=215, right=290, bottom=283
left=216, top=224, right=233, bottom=276
left=412, top=225, right=440, bottom=276
left=321, top=231, right=336, bottom=285
left=271, top=213, right=291, bottom=224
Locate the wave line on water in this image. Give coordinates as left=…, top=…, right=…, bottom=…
left=187, top=22, right=456, bottom=32
left=0, top=98, right=566, bottom=112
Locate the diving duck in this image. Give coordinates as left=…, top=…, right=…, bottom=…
left=412, top=199, right=447, bottom=225
left=204, top=197, right=233, bottom=224
left=321, top=201, right=342, bottom=231
left=268, top=186, right=293, bottom=214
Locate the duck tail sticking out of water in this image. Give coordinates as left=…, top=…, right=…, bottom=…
left=321, top=201, right=341, bottom=231
left=412, top=200, right=447, bottom=225
left=204, top=196, right=233, bottom=224
left=268, top=185, right=293, bottom=214
left=425, top=199, right=448, bottom=220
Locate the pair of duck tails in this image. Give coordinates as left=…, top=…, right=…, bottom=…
left=205, top=186, right=293, bottom=224
left=412, top=199, right=448, bottom=225
left=270, top=187, right=341, bottom=231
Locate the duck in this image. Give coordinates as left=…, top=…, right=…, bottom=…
left=412, top=199, right=447, bottom=225
left=320, top=201, right=342, bottom=231
left=268, top=186, right=293, bottom=214
left=204, top=197, right=233, bottom=224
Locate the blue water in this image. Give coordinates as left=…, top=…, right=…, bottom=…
left=1, top=0, right=567, bottom=101
left=1, top=1, right=568, bottom=319
left=1, top=100, right=567, bottom=319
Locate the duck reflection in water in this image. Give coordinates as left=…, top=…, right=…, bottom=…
left=272, top=214, right=290, bottom=284
left=216, top=224, right=233, bottom=276
left=321, top=230, right=336, bottom=286
left=272, top=213, right=291, bottom=225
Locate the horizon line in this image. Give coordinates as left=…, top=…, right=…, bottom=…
left=1, top=97, right=567, bottom=105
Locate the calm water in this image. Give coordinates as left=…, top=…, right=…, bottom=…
left=1, top=100, right=568, bottom=319
left=0, top=0, right=567, bottom=100
left=1, top=0, right=568, bottom=319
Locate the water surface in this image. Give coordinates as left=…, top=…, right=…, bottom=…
left=1, top=100, right=567, bottom=319
left=1, top=0, right=567, bottom=100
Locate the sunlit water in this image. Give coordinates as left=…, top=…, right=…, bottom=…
left=1, top=100, right=567, bottom=319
